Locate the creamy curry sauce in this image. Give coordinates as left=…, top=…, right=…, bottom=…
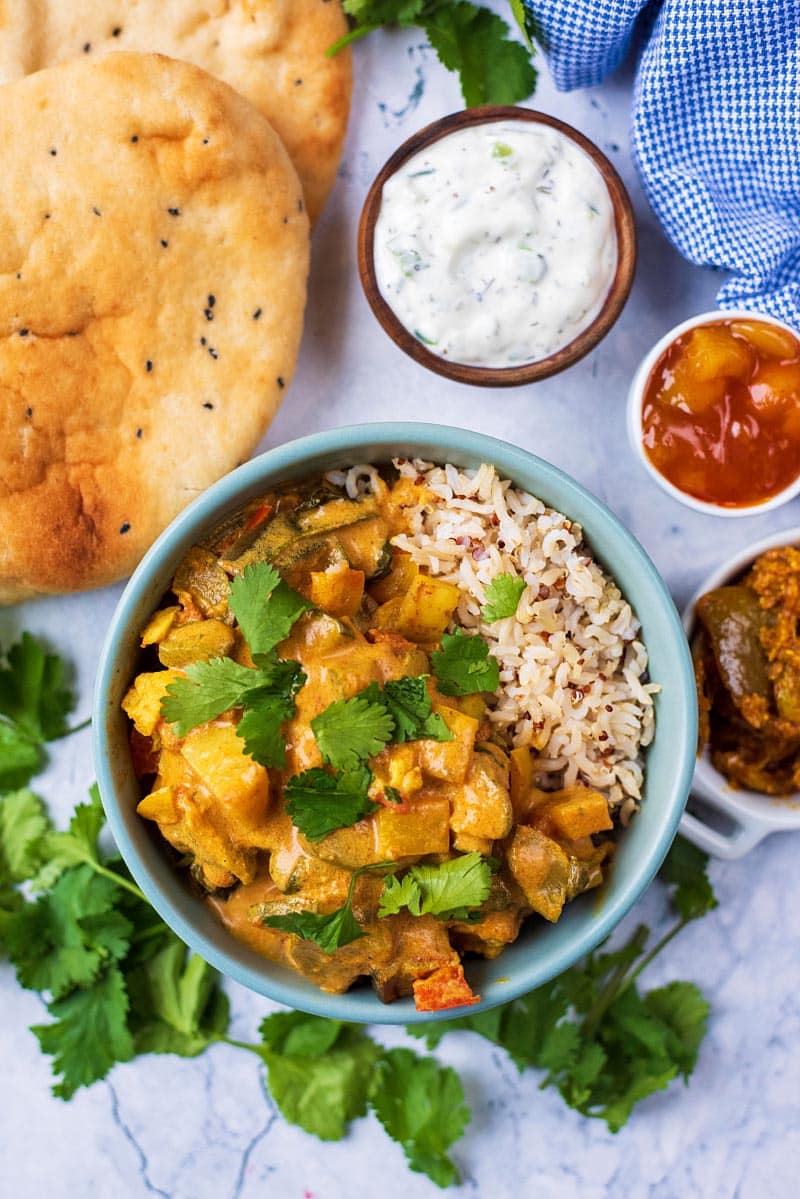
left=123, top=469, right=616, bottom=1011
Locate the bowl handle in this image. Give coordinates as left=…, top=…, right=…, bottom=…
left=679, top=796, right=771, bottom=859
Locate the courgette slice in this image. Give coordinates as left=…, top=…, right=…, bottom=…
left=172, top=547, right=231, bottom=619
left=220, top=512, right=298, bottom=574
left=295, top=495, right=378, bottom=534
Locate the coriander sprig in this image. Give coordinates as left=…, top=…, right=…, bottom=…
left=378, top=852, right=493, bottom=920
left=408, top=838, right=718, bottom=1133
left=160, top=561, right=310, bottom=768
left=329, top=1, right=538, bottom=110
left=285, top=766, right=377, bottom=841
left=0, top=633, right=79, bottom=790
left=431, top=627, right=500, bottom=695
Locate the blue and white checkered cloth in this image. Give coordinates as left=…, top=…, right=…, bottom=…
left=524, top=0, right=800, bottom=327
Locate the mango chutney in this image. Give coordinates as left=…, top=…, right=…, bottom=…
left=641, top=318, right=800, bottom=507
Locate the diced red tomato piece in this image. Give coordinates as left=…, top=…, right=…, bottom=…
left=413, top=963, right=480, bottom=1012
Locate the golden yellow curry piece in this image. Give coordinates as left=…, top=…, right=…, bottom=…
left=694, top=544, right=800, bottom=795
left=123, top=471, right=616, bottom=1011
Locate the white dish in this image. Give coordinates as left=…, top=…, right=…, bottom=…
left=680, top=526, right=800, bottom=858
left=627, top=308, right=800, bottom=518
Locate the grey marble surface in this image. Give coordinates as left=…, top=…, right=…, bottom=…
left=3, top=12, right=800, bottom=1199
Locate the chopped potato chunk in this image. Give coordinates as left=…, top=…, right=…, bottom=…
left=534, top=786, right=613, bottom=840
left=136, top=785, right=177, bottom=824
left=450, top=755, right=513, bottom=842
left=376, top=796, right=451, bottom=859
left=158, top=619, right=235, bottom=667
left=122, top=669, right=182, bottom=737
left=309, top=563, right=365, bottom=617
left=417, top=702, right=478, bottom=783
left=180, top=722, right=270, bottom=831
left=140, top=606, right=179, bottom=647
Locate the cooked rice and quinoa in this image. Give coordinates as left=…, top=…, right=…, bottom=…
left=332, top=458, right=656, bottom=825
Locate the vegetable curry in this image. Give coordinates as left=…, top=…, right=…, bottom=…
left=123, top=469, right=617, bottom=1011
left=694, top=544, right=800, bottom=794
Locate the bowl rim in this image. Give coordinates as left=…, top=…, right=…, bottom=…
left=93, top=422, right=695, bottom=1023
left=357, top=105, right=637, bottom=388
left=626, top=307, right=800, bottom=517
left=682, top=522, right=800, bottom=828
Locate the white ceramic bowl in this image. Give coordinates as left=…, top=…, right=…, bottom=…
left=627, top=308, right=800, bottom=518
left=680, top=526, right=800, bottom=858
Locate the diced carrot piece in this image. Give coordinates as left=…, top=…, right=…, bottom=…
left=413, top=963, right=480, bottom=1012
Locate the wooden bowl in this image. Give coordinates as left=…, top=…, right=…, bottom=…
left=358, top=106, right=637, bottom=388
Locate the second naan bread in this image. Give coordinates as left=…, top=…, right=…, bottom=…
left=0, top=0, right=352, bottom=224
left=0, top=52, right=309, bottom=601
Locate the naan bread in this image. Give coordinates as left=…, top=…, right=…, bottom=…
left=0, top=0, right=352, bottom=224
left=0, top=52, right=309, bottom=602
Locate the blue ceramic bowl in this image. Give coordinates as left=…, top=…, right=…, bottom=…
left=94, top=423, right=696, bottom=1024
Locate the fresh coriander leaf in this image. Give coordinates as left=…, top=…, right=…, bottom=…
left=162, top=657, right=274, bottom=734
left=32, top=964, right=134, bottom=1099
left=259, top=1015, right=381, bottom=1141
left=0, top=632, right=73, bottom=742
left=378, top=852, right=491, bottom=920
left=4, top=866, right=132, bottom=999
left=413, top=980, right=576, bottom=1072
left=556, top=1041, right=607, bottom=1109
left=492, top=985, right=575, bottom=1072
left=601, top=984, right=677, bottom=1063
left=595, top=1067, right=677, bottom=1134
left=424, top=2, right=537, bottom=107
left=0, top=883, right=22, bottom=950
left=369, top=1047, right=469, bottom=1188
left=262, top=902, right=365, bottom=954
left=285, top=766, right=376, bottom=841
left=481, top=573, right=526, bottom=622
left=237, top=692, right=297, bottom=769
left=644, top=981, right=709, bottom=1079
left=261, top=868, right=369, bottom=953
left=32, top=783, right=105, bottom=889
left=431, top=628, right=500, bottom=696
left=125, top=938, right=229, bottom=1057
left=409, top=852, right=492, bottom=919
left=229, top=561, right=313, bottom=659
left=0, top=722, right=43, bottom=791
left=406, top=1004, right=504, bottom=1049
left=260, top=1011, right=344, bottom=1058
left=378, top=871, right=422, bottom=917
left=311, top=693, right=394, bottom=770
left=659, top=836, right=718, bottom=922
left=376, top=677, right=453, bottom=743
left=0, top=789, right=52, bottom=884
